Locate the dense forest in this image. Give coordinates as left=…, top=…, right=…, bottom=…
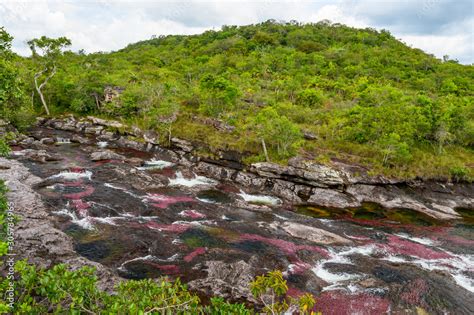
left=1, top=20, right=473, bottom=179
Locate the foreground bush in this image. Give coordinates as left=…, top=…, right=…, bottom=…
left=0, top=262, right=317, bottom=314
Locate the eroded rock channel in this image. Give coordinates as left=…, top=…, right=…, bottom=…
left=2, top=116, right=473, bottom=314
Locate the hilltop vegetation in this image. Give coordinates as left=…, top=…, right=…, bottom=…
left=2, top=20, right=474, bottom=179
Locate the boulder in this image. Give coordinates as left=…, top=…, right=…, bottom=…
left=171, top=137, right=193, bottom=153
left=71, top=134, right=91, bottom=144
left=84, top=126, right=104, bottom=135
left=115, top=137, right=146, bottom=151
left=281, top=222, right=352, bottom=245
left=86, top=116, right=125, bottom=129
left=17, top=149, right=63, bottom=163
left=143, top=130, right=159, bottom=145
left=188, top=260, right=256, bottom=301
left=39, top=138, right=55, bottom=145
left=307, top=188, right=360, bottom=208
left=90, top=150, right=126, bottom=161
left=97, top=132, right=120, bottom=142
left=251, top=159, right=346, bottom=188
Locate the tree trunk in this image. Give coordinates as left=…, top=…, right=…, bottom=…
left=92, top=92, right=100, bottom=110
left=261, top=138, right=269, bottom=162
left=34, top=65, right=56, bottom=116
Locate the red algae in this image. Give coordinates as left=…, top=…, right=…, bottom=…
left=316, top=291, right=391, bottom=315
left=72, top=199, right=90, bottom=217
left=400, top=278, right=428, bottom=306
left=180, top=210, right=206, bottom=219
left=382, top=235, right=452, bottom=260
left=239, top=234, right=329, bottom=258
left=64, top=185, right=95, bottom=199
left=145, top=193, right=195, bottom=209
left=184, top=247, right=206, bottom=262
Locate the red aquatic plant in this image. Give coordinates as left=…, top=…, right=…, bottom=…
left=183, top=247, right=206, bottom=262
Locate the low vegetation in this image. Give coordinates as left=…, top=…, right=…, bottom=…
left=1, top=21, right=473, bottom=179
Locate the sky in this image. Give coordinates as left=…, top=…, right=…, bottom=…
left=0, top=0, right=472, bottom=64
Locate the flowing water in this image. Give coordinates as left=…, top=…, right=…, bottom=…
left=14, top=128, right=474, bottom=314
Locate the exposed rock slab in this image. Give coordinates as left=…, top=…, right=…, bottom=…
left=281, top=222, right=352, bottom=245
left=90, top=149, right=126, bottom=161
left=0, top=158, right=119, bottom=291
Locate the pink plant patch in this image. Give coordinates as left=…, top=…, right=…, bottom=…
left=381, top=235, right=452, bottom=260
left=72, top=199, right=90, bottom=217
left=144, top=194, right=195, bottom=209
left=69, top=167, right=85, bottom=173
left=64, top=185, right=95, bottom=199
left=239, top=234, right=329, bottom=258
left=316, top=291, right=391, bottom=315
left=288, top=261, right=312, bottom=275
left=400, top=278, right=428, bottom=306
left=184, top=247, right=206, bottom=262
left=180, top=210, right=206, bottom=219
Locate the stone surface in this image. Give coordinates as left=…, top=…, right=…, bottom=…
left=188, top=259, right=256, bottom=302
left=0, top=158, right=119, bottom=291
left=281, top=222, right=352, bottom=245
left=90, top=150, right=126, bottom=161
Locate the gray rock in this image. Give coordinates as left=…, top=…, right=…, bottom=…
left=97, top=132, right=120, bottom=142
left=90, top=150, right=126, bottom=161
left=281, top=222, right=352, bottom=245
left=251, top=159, right=346, bottom=188
left=188, top=260, right=257, bottom=302
left=16, top=149, right=63, bottom=163
left=84, top=126, right=104, bottom=135
left=39, top=137, right=55, bottom=145
left=143, top=130, right=159, bottom=145
left=308, top=188, right=360, bottom=208
left=0, top=158, right=119, bottom=292
left=71, top=134, right=90, bottom=144
left=87, top=116, right=125, bottom=129
left=115, top=137, right=146, bottom=151
left=171, top=137, right=193, bottom=153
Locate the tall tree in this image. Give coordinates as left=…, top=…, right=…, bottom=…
left=27, top=36, right=71, bottom=115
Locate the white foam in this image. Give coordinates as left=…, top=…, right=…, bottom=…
left=314, top=264, right=360, bottom=283
left=197, top=197, right=217, bottom=204
left=93, top=217, right=117, bottom=226
left=395, top=233, right=435, bottom=246
left=52, top=208, right=94, bottom=230
left=49, top=170, right=92, bottom=181
left=117, top=255, right=156, bottom=271
left=55, top=138, right=71, bottom=144
left=453, top=273, right=474, bottom=293
left=238, top=190, right=281, bottom=205
left=97, top=141, right=108, bottom=148
left=104, top=183, right=141, bottom=198
left=169, top=171, right=217, bottom=187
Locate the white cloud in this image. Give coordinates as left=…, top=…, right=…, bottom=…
left=0, top=0, right=472, bottom=64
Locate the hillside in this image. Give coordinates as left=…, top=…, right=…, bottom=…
left=4, top=20, right=474, bottom=179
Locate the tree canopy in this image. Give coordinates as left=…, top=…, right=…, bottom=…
left=2, top=20, right=474, bottom=178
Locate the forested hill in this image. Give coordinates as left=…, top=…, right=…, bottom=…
left=3, top=21, right=474, bottom=179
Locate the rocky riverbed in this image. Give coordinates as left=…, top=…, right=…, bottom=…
left=1, top=116, right=473, bottom=314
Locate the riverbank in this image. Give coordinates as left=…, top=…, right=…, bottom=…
left=19, top=115, right=473, bottom=221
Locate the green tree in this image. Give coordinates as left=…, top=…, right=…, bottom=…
left=0, top=27, right=25, bottom=122
left=27, top=36, right=71, bottom=115
left=199, top=74, right=239, bottom=117
left=253, top=107, right=302, bottom=158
